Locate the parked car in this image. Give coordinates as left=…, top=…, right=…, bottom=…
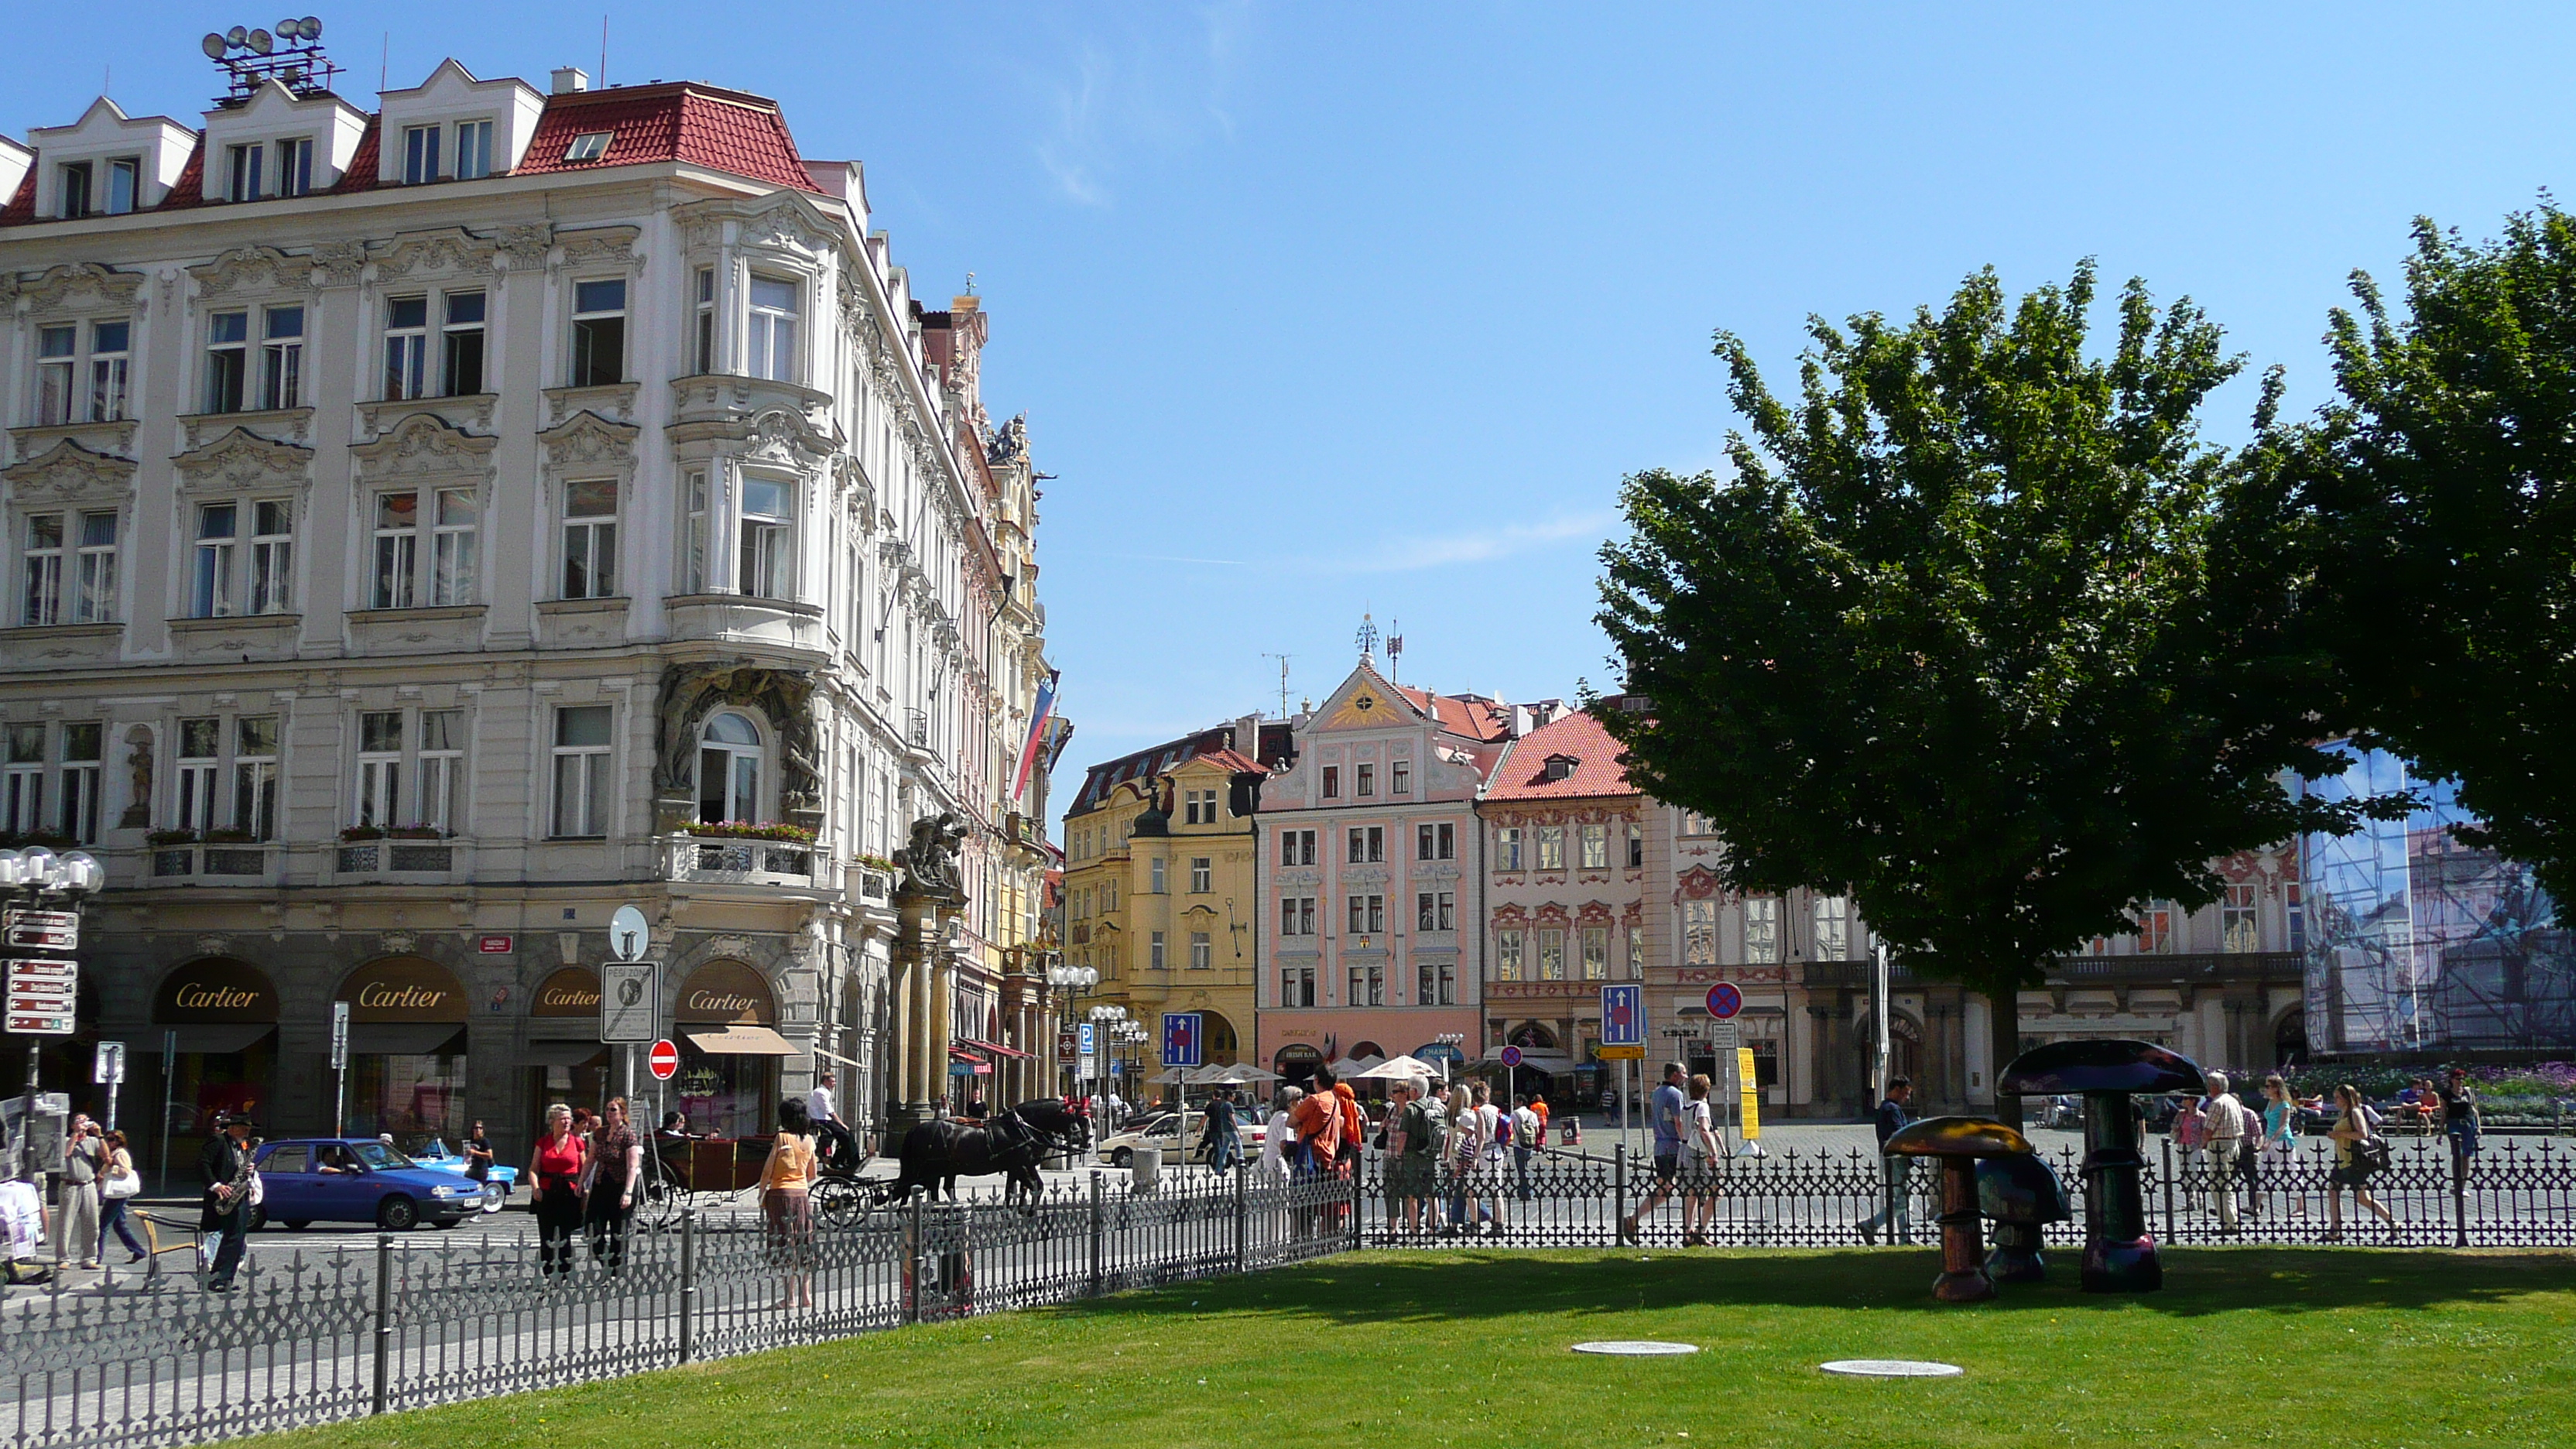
left=402, top=1137, right=517, bottom=1211
left=248, top=1138, right=488, bottom=1231
left=1097, top=1110, right=1269, bottom=1167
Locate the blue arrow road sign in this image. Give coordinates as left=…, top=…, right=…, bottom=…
left=1163, top=1012, right=1204, bottom=1067
left=1601, top=984, right=1644, bottom=1046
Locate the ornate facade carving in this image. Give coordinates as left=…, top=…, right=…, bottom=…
left=652, top=662, right=822, bottom=813
left=373, top=227, right=498, bottom=278
left=1, top=440, right=136, bottom=505
left=557, top=225, right=641, bottom=268
left=496, top=223, right=555, bottom=269
left=19, top=262, right=144, bottom=312
left=538, top=410, right=641, bottom=471
left=310, top=241, right=368, bottom=286
left=350, top=411, right=498, bottom=481
left=190, top=245, right=308, bottom=297
left=170, top=428, right=313, bottom=494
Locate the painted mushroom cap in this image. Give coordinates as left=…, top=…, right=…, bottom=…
left=1976, top=1153, right=2073, bottom=1222
left=1884, top=1115, right=2032, bottom=1157
left=1998, top=1038, right=2204, bottom=1096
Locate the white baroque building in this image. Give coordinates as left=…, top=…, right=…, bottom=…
left=0, top=52, right=1060, bottom=1174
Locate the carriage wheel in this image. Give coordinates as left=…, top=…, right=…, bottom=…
left=635, top=1158, right=684, bottom=1231
left=814, top=1175, right=865, bottom=1230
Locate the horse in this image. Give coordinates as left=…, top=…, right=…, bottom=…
left=876, top=1099, right=1088, bottom=1211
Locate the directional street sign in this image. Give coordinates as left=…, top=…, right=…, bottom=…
left=1058, top=1029, right=1078, bottom=1059
left=330, top=999, right=350, bottom=1071
left=601, top=962, right=656, bottom=1043
left=3, top=910, right=79, bottom=952
left=5, top=957, right=77, bottom=1036
left=1601, top=984, right=1644, bottom=1046
left=1704, top=982, right=1744, bottom=1019
left=1161, top=1012, right=1203, bottom=1068
left=648, top=1039, right=680, bottom=1081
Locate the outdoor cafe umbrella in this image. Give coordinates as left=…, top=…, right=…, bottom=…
left=1352, top=1053, right=1451, bottom=1084
left=1208, top=1062, right=1280, bottom=1084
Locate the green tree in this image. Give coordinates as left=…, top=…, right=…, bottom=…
left=2305, top=204, right=2576, bottom=905
left=1595, top=262, right=2369, bottom=1102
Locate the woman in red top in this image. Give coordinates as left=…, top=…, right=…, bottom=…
left=528, top=1102, right=587, bottom=1277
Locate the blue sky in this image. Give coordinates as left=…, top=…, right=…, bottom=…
left=26, top=5, right=2576, bottom=824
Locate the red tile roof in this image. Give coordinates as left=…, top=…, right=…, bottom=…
left=331, top=119, right=381, bottom=194
left=1394, top=684, right=1513, bottom=742
left=0, top=170, right=32, bottom=226
left=516, top=83, right=819, bottom=192
left=1485, top=711, right=1637, bottom=801
left=1190, top=748, right=1269, bottom=776
left=159, top=140, right=206, bottom=209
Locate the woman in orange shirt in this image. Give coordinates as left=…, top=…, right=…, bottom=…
left=762, top=1097, right=820, bottom=1308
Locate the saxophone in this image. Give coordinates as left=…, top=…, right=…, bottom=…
left=211, top=1137, right=255, bottom=1214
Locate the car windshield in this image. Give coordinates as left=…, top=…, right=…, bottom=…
left=350, top=1142, right=416, bottom=1170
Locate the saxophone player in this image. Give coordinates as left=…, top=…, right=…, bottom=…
left=198, top=1114, right=257, bottom=1292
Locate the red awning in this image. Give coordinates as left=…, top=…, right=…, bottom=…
left=961, top=1037, right=1033, bottom=1060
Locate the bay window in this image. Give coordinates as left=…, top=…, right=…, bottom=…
left=681, top=471, right=709, bottom=593
left=737, top=476, right=791, bottom=598
left=696, top=711, right=764, bottom=826
left=747, top=276, right=798, bottom=382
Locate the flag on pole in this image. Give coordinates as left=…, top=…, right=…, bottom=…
left=1011, top=670, right=1060, bottom=803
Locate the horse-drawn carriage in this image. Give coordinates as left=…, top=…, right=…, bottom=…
left=632, top=1101, right=1081, bottom=1228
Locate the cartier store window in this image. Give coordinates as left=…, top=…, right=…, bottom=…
left=335, top=957, right=469, bottom=1143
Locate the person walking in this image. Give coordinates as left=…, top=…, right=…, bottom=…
left=1510, top=1094, right=1540, bottom=1201
left=2257, top=1074, right=2304, bottom=1218
left=1290, top=1069, right=1341, bottom=1173
left=2326, top=1083, right=2396, bottom=1240
left=2441, top=1067, right=2482, bottom=1181
left=2199, top=1072, right=2249, bottom=1233
left=584, top=1097, right=642, bottom=1273
left=57, top=1115, right=103, bottom=1271
left=197, top=1114, right=256, bottom=1292
left=2171, top=1092, right=2208, bottom=1212
left=94, top=1129, right=149, bottom=1273
left=1445, top=1082, right=1486, bottom=1236
left=1198, top=1086, right=1242, bottom=1173
left=1259, top=1087, right=1299, bottom=1181
left=1680, top=1074, right=1726, bottom=1245
left=1858, top=1077, right=1914, bottom=1245
left=528, top=1103, right=587, bottom=1279
left=1619, top=1063, right=1690, bottom=1245
left=462, top=1119, right=495, bottom=1188
left=762, top=1098, right=820, bottom=1309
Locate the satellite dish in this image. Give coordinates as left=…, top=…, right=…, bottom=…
left=226, top=25, right=248, bottom=46
left=300, top=15, right=322, bottom=40
left=248, top=29, right=273, bottom=54
left=203, top=32, right=229, bottom=59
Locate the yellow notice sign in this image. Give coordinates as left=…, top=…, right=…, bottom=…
left=1595, top=1044, right=1646, bottom=1060
left=1736, top=1046, right=1762, bottom=1140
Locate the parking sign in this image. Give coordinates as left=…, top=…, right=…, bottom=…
left=1162, top=1012, right=1204, bottom=1068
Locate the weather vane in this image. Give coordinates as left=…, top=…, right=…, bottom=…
left=1356, top=612, right=1379, bottom=661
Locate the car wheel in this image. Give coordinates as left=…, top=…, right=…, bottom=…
left=1112, top=1147, right=1133, bottom=1167
left=377, top=1195, right=420, bottom=1231
left=244, top=1204, right=268, bottom=1232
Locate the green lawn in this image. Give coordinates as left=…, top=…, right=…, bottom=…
left=272, top=1248, right=2576, bottom=1449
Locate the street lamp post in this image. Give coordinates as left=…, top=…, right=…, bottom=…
left=0, top=848, right=105, bottom=1182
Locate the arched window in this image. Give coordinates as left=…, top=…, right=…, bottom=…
left=697, top=711, right=764, bottom=825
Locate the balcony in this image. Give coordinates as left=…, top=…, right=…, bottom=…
left=144, top=840, right=277, bottom=882
left=331, top=836, right=471, bottom=882
left=663, top=833, right=824, bottom=889
left=663, top=594, right=828, bottom=655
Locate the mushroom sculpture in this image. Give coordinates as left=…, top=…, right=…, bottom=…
left=1976, top=1153, right=2071, bottom=1284
left=1999, top=1039, right=2204, bottom=1293
left=1883, top=1115, right=2033, bottom=1303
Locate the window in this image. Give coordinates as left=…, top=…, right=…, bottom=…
left=1391, top=759, right=1410, bottom=795
left=441, top=292, right=486, bottom=396
left=2136, top=900, right=2176, bottom=954
left=1745, top=896, right=1780, bottom=964
left=1581, top=927, right=1608, bottom=981
left=57, top=723, right=101, bottom=844
left=1281, top=961, right=1314, bottom=1008
left=1680, top=810, right=1717, bottom=837
left=1538, top=930, right=1565, bottom=981
left=1346, top=824, right=1383, bottom=863
left=102, top=156, right=138, bottom=214
left=560, top=479, right=618, bottom=599
left=17, top=509, right=113, bottom=625
left=748, top=276, right=798, bottom=382
left=1535, top=824, right=1564, bottom=871
left=402, top=124, right=440, bottom=184
left=431, top=489, right=477, bottom=605
left=454, top=119, right=494, bottom=180
left=1626, top=822, right=1644, bottom=869
left=35, top=325, right=74, bottom=426
left=1814, top=895, right=1852, bottom=961
left=1347, top=895, right=1384, bottom=933
left=18, top=514, right=62, bottom=626
left=2287, top=881, right=2307, bottom=954
left=57, top=162, right=93, bottom=218
left=1495, top=826, right=1523, bottom=871
left=2221, top=883, right=2259, bottom=954
left=1149, top=857, right=1167, bottom=893
left=260, top=307, right=303, bottom=409
left=1189, top=932, right=1211, bottom=970
left=697, top=711, right=763, bottom=825
left=564, top=131, right=613, bottom=163
left=1683, top=899, right=1717, bottom=965
left=550, top=705, right=612, bottom=837
left=693, top=268, right=717, bottom=374
left=226, top=143, right=264, bottom=203
left=1189, top=857, right=1211, bottom=893
left=372, top=492, right=418, bottom=609
left=205, top=311, right=248, bottom=413
left=2, top=726, right=42, bottom=835
left=1495, top=927, right=1525, bottom=981
left=1626, top=922, right=1646, bottom=978
left=69, top=512, right=116, bottom=624
left=1355, top=763, right=1374, bottom=797
left=1149, top=931, right=1166, bottom=971
left=175, top=717, right=220, bottom=834
left=1279, top=828, right=1315, bottom=866
left=231, top=715, right=279, bottom=841
left=1348, top=958, right=1384, bottom=1007
left=384, top=296, right=429, bottom=399
left=88, top=320, right=129, bottom=422
left=1321, top=765, right=1338, bottom=799
left=682, top=471, right=710, bottom=592
left=1419, top=956, right=1456, bottom=1006
left=738, top=477, right=790, bottom=598
left=1416, top=821, right=1454, bottom=860
left=416, top=709, right=463, bottom=834
left=1580, top=823, right=1608, bottom=870
left=278, top=137, right=313, bottom=197
left=243, top=499, right=293, bottom=615
left=355, top=711, right=403, bottom=827
left=570, top=279, right=626, bottom=387
left=1280, top=896, right=1315, bottom=936
left=1416, top=891, right=1454, bottom=931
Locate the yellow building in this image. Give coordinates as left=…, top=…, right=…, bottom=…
left=1062, top=722, right=1284, bottom=1089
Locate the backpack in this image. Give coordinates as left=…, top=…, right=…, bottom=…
left=1407, top=1101, right=1445, bottom=1158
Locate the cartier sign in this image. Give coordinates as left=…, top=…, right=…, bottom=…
left=530, top=966, right=604, bottom=1018
left=337, top=957, right=468, bottom=1023
left=153, top=959, right=279, bottom=1024
left=674, top=959, right=775, bottom=1026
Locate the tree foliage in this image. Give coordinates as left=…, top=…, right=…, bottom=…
left=1595, top=263, right=2375, bottom=1069
left=2304, top=203, right=2576, bottom=906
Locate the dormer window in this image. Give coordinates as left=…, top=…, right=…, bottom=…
left=104, top=158, right=139, bottom=214
left=226, top=143, right=265, bottom=202
left=402, top=124, right=440, bottom=184
left=455, top=119, right=494, bottom=180
left=278, top=138, right=313, bottom=197
left=563, top=131, right=612, bottom=163
left=1544, top=755, right=1577, bottom=782
left=57, top=162, right=92, bottom=218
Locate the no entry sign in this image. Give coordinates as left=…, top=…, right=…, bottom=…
left=648, top=1038, right=680, bottom=1081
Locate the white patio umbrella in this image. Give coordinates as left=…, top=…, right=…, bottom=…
left=1352, top=1053, right=1450, bottom=1084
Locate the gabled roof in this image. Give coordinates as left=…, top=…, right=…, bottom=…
left=514, top=82, right=820, bottom=193
left=1187, top=748, right=1267, bottom=776
left=1485, top=710, right=1636, bottom=801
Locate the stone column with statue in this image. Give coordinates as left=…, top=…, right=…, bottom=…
left=888, top=813, right=968, bottom=1133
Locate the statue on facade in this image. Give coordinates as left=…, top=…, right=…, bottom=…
left=896, top=812, right=968, bottom=902
left=121, top=727, right=154, bottom=829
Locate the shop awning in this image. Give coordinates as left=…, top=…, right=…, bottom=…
left=146, top=1024, right=277, bottom=1056
left=810, top=1045, right=864, bottom=1069
left=683, top=1025, right=800, bottom=1057
left=347, top=1024, right=467, bottom=1056
left=959, top=1037, right=1032, bottom=1060
left=519, top=1040, right=611, bottom=1068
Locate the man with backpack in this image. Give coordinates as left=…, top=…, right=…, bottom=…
left=1385, top=1080, right=1443, bottom=1235
left=1510, top=1094, right=1542, bottom=1200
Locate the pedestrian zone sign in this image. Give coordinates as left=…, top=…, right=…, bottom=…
left=1162, top=1012, right=1203, bottom=1068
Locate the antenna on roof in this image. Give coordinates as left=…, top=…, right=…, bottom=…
left=1386, top=618, right=1403, bottom=686
left=1262, top=654, right=1293, bottom=721
left=202, top=17, right=337, bottom=104
left=600, top=13, right=609, bottom=88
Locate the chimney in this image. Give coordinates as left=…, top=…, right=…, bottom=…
left=551, top=67, right=590, bottom=94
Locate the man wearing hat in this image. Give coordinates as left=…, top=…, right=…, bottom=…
left=197, top=1115, right=257, bottom=1291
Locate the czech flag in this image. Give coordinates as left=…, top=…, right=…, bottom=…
left=1011, top=670, right=1060, bottom=803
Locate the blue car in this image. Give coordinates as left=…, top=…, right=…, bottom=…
left=402, top=1137, right=518, bottom=1211
left=248, top=1138, right=487, bottom=1231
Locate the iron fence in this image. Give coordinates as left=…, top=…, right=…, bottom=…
left=5, top=1136, right=2571, bottom=1449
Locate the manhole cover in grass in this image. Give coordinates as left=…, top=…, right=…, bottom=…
left=1571, top=1341, right=1701, bottom=1357
left=1819, top=1359, right=1964, bottom=1379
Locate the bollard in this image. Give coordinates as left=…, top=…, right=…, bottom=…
left=677, top=1207, right=697, bottom=1362
left=371, top=1233, right=392, bottom=1415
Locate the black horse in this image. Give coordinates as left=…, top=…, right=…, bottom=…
left=876, top=1099, right=1088, bottom=1210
